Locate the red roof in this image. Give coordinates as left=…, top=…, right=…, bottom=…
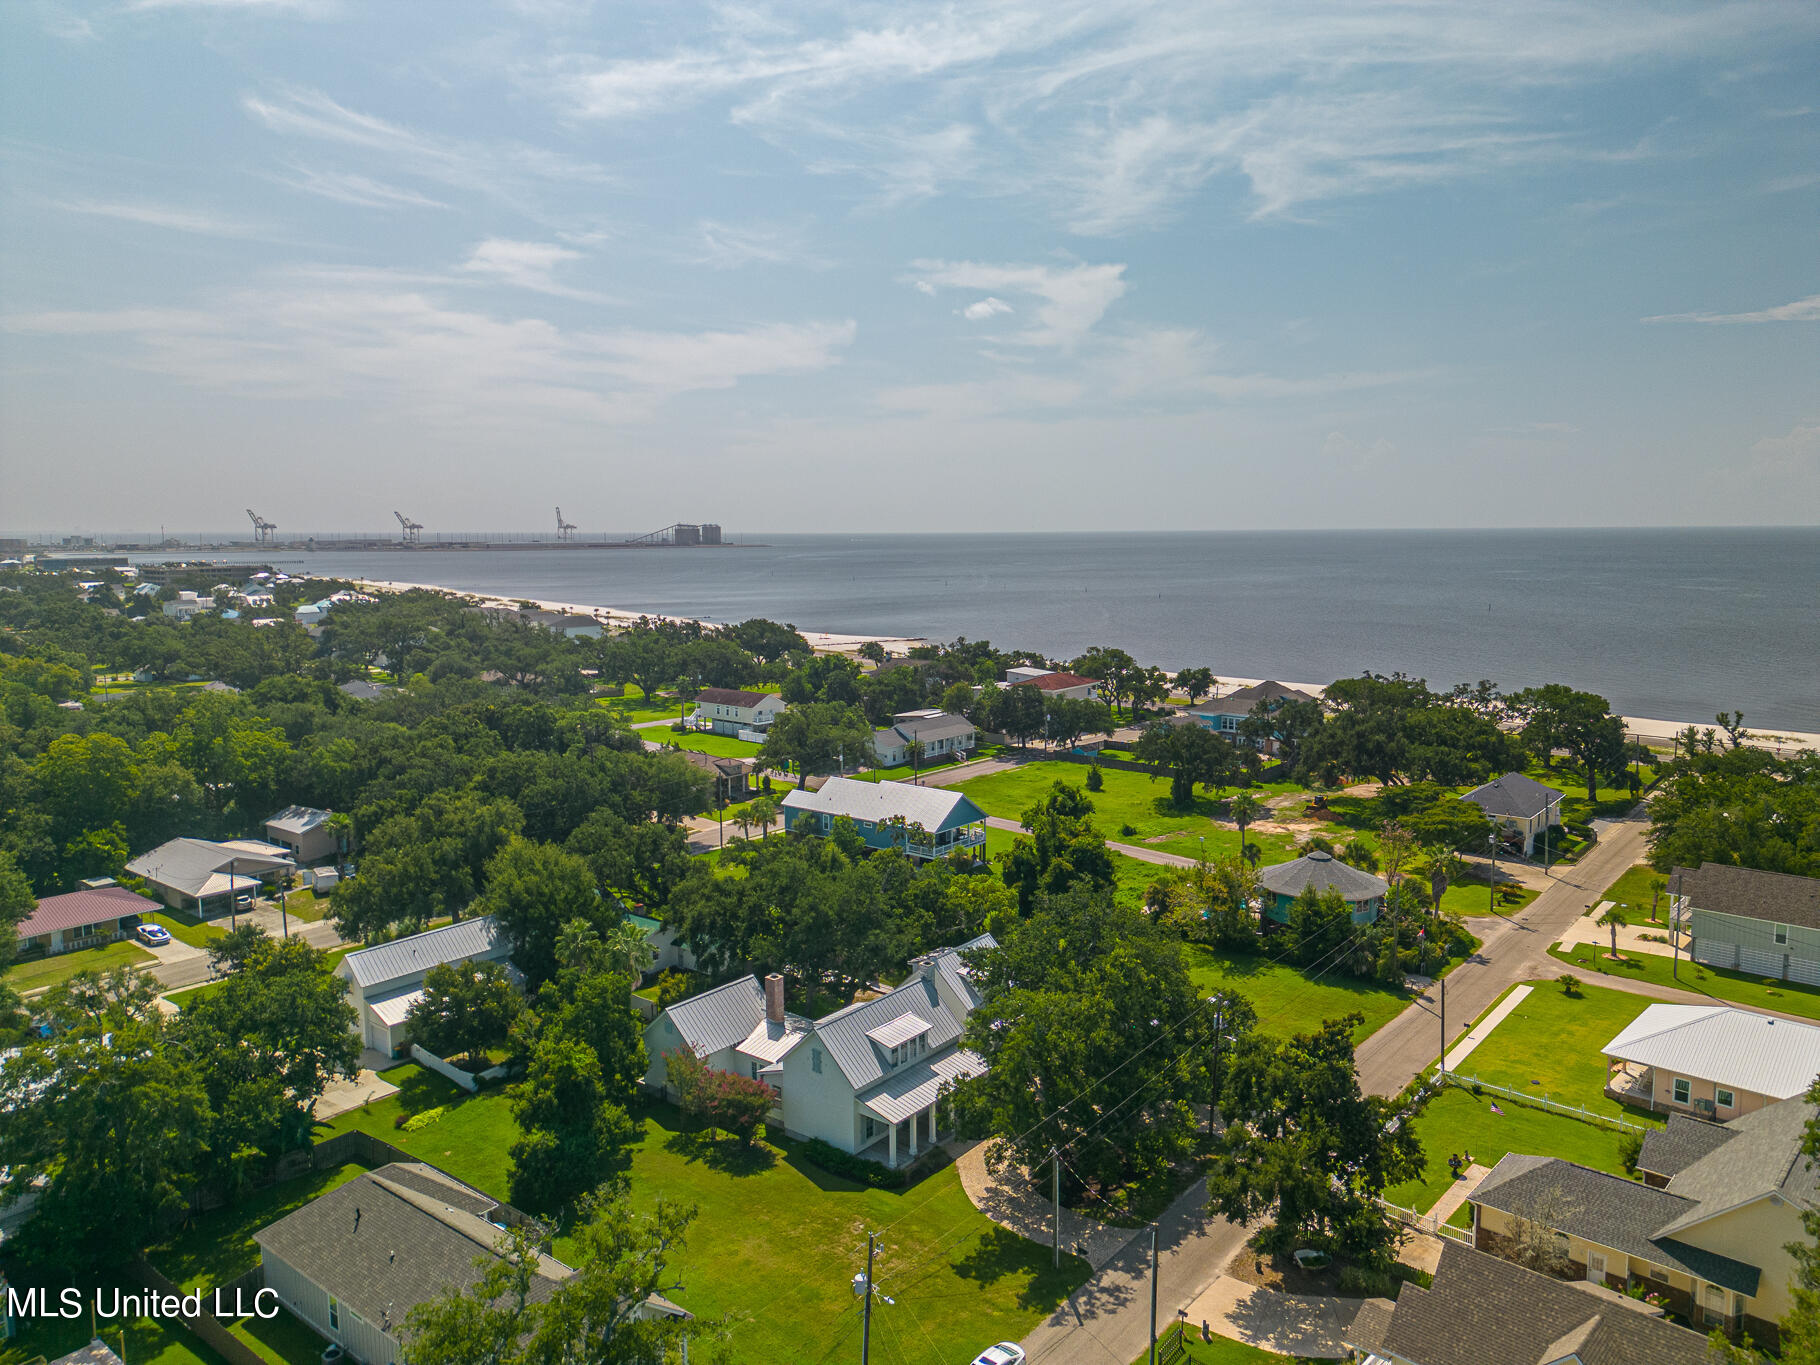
left=1013, top=672, right=1099, bottom=691
left=19, top=885, right=159, bottom=938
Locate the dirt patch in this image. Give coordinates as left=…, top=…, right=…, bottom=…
left=1224, top=1248, right=1354, bottom=1297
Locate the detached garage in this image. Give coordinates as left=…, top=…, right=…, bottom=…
left=334, top=916, right=512, bottom=1056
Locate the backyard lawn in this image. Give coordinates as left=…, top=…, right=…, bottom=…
left=956, top=762, right=1299, bottom=851
left=662, top=731, right=765, bottom=759
left=1432, top=874, right=1537, bottom=920
left=1548, top=943, right=1820, bottom=1023
left=1184, top=945, right=1409, bottom=1044
left=315, top=1067, right=1088, bottom=1363
left=0, top=1308, right=225, bottom=1365
left=227, top=1308, right=332, bottom=1365
left=150, top=1161, right=369, bottom=1290
left=597, top=686, right=683, bottom=725
left=1384, top=1087, right=1637, bottom=1213
left=7, top=937, right=153, bottom=992
left=280, top=887, right=329, bottom=923
left=1450, top=980, right=1665, bottom=1125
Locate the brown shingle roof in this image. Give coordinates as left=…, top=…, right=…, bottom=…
left=1012, top=672, right=1097, bottom=691
left=696, top=687, right=775, bottom=708
left=1670, top=862, right=1820, bottom=931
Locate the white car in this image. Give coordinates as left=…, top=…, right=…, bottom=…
left=969, top=1346, right=1025, bottom=1365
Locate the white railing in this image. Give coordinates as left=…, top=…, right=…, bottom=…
left=1443, top=1072, right=1647, bottom=1133
left=1382, top=1200, right=1475, bottom=1246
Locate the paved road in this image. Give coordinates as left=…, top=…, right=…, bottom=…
left=149, top=917, right=345, bottom=992
left=1353, top=803, right=1652, bottom=1098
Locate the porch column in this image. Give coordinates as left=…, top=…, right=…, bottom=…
left=888, top=1122, right=897, bottom=1167
left=908, top=1112, right=919, bottom=1160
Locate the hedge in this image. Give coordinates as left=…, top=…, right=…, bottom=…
left=797, top=1138, right=951, bottom=1190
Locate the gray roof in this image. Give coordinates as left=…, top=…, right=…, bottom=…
left=1602, top=1003, right=1820, bottom=1101
left=1658, top=1094, right=1820, bottom=1231
left=811, top=975, right=964, bottom=1094
left=1471, top=1154, right=1761, bottom=1295
left=50, top=1345, right=126, bottom=1365
left=337, top=915, right=506, bottom=991
left=695, top=687, right=778, bottom=708
left=255, top=1164, right=569, bottom=1337
left=1636, top=1113, right=1735, bottom=1180
left=125, top=837, right=294, bottom=898
left=1462, top=771, right=1565, bottom=820
left=658, top=975, right=769, bottom=1057
left=265, top=805, right=332, bottom=836
left=1199, top=680, right=1315, bottom=713
left=339, top=678, right=391, bottom=700
left=1670, top=862, right=1820, bottom=931
left=782, top=777, right=987, bottom=833
left=887, top=713, right=976, bottom=745
left=911, top=933, right=996, bottom=1012
left=1255, top=850, right=1388, bottom=903
left=1351, top=1240, right=1711, bottom=1365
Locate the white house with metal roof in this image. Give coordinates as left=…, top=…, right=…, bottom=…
left=781, top=777, right=988, bottom=859
left=125, top=837, right=295, bottom=916
left=1602, top=1003, right=1820, bottom=1119
left=642, top=973, right=810, bottom=1098
left=334, top=915, right=513, bottom=1055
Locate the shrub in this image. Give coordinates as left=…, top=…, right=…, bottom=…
left=797, top=1138, right=951, bottom=1190
left=655, top=970, right=700, bottom=1009
left=1558, top=972, right=1581, bottom=996
left=1339, top=1265, right=1396, bottom=1296
left=1618, top=1128, right=1643, bottom=1175
left=403, top=1106, right=447, bottom=1133
left=1085, top=765, right=1104, bottom=792
left=1120, top=823, right=1139, bottom=837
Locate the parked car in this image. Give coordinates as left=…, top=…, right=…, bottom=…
left=969, top=1346, right=1025, bottom=1365
left=135, top=922, right=173, bottom=946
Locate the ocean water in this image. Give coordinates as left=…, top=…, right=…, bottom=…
left=137, top=528, right=1820, bottom=731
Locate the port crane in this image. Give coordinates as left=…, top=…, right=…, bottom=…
left=245, top=509, right=277, bottom=545
left=393, top=510, right=423, bottom=544
left=556, top=507, right=577, bottom=542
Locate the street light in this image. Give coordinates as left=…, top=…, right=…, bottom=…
left=1487, top=831, right=1498, bottom=913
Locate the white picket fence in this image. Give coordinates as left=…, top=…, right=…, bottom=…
left=1382, top=1200, right=1474, bottom=1246
left=1442, top=1070, right=1646, bottom=1133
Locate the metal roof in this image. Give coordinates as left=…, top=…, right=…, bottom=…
left=337, top=915, right=507, bottom=991
left=125, top=838, right=294, bottom=899
left=1602, top=1003, right=1820, bottom=1101
left=781, top=777, right=987, bottom=832
left=1255, top=850, right=1388, bottom=902
left=734, top=1016, right=810, bottom=1066
left=887, top=713, right=976, bottom=744
left=1463, top=772, right=1565, bottom=820
left=368, top=989, right=424, bottom=1028
left=265, top=805, right=332, bottom=836
left=19, top=885, right=160, bottom=938
left=866, top=1014, right=933, bottom=1049
left=656, top=976, right=768, bottom=1057
left=810, top=975, right=963, bottom=1092
left=860, top=1049, right=987, bottom=1125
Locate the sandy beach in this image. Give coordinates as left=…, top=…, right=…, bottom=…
left=353, top=576, right=1819, bottom=755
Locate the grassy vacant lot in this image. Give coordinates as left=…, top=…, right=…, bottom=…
left=281, top=887, right=329, bottom=922
left=1548, top=944, right=1820, bottom=1023
left=1596, top=862, right=1671, bottom=922
left=1433, top=874, right=1538, bottom=920
left=7, top=937, right=153, bottom=992
left=1385, top=1087, right=1636, bottom=1213
left=662, top=731, right=766, bottom=759
left=317, top=1066, right=1087, bottom=1363
left=1454, top=981, right=1664, bottom=1125
left=151, top=1162, right=369, bottom=1289
left=597, top=685, right=682, bottom=725
left=957, top=762, right=1297, bottom=850
left=150, top=908, right=228, bottom=948
left=1185, top=945, right=1409, bottom=1045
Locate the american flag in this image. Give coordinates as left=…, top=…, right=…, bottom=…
left=1490, top=1102, right=1504, bottom=1115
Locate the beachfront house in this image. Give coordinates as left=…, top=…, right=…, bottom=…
left=1004, top=667, right=1100, bottom=702
left=869, top=710, right=977, bottom=768
left=254, top=1162, right=689, bottom=1365
left=1673, top=863, right=1820, bottom=983
left=334, top=916, right=513, bottom=1055
left=125, top=837, right=295, bottom=916
left=781, top=777, right=987, bottom=859
left=1184, top=680, right=1316, bottom=751
left=689, top=687, right=787, bottom=737
left=263, top=805, right=340, bottom=866
left=1602, top=1003, right=1820, bottom=1119
left=1255, top=850, right=1387, bottom=924
left=1341, top=1239, right=1711, bottom=1365
left=1468, top=1095, right=1820, bottom=1349
left=16, top=884, right=161, bottom=959
left=1461, top=772, right=1565, bottom=856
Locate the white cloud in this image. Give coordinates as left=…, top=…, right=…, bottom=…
left=692, top=219, right=818, bottom=269
left=460, top=238, right=599, bottom=299
left=913, top=259, right=1127, bottom=348
left=962, top=297, right=1012, bottom=321
left=1321, top=430, right=1398, bottom=474
left=273, top=166, right=450, bottom=211
left=44, top=196, right=256, bottom=236
left=1746, top=420, right=1820, bottom=479
left=1642, top=293, right=1820, bottom=324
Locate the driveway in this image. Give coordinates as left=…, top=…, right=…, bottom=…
left=1180, top=1278, right=1359, bottom=1360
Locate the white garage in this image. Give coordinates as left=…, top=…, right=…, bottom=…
left=334, top=916, right=512, bottom=1057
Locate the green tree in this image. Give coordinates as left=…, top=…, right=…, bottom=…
left=1069, top=645, right=1137, bottom=715
left=994, top=681, right=1046, bottom=749
left=1781, top=1077, right=1820, bottom=1360
left=1286, top=885, right=1355, bottom=967
left=1206, top=1016, right=1421, bottom=1266
left=1508, top=683, right=1630, bottom=801
left=1135, top=722, right=1247, bottom=806
left=999, top=781, right=1116, bottom=913
left=758, top=700, right=873, bottom=775
left=1175, top=667, right=1215, bottom=705
left=407, top=959, right=522, bottom=1066
left=723, top=617, right=808, bottom=664
left=1228, top=791, right=1265, bottom=862
left=508, top=1034, right=634, bottom=1213
left=480, top=838, right=609, bottom=989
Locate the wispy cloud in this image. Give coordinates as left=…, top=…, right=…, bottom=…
left=460, top=238, right=602, bottom=299
left=962, top=297, right=1012, bottom=321
left=1643, top=292, right=1820, bottom=324
left=692, top=219, right=819, bottom=270
left=272, top=165, right=449, bottom=211
left=911, top=259, right=1127, bottom=348
left=43, top=196, right=257, bottom=236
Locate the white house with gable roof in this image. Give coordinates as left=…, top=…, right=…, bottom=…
left=335, top=915, right=513, bottom=1055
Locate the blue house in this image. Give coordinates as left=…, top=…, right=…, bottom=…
left=781, top=777, right=988, bottom=860
left=1256, top=850, right=1388, bottom=924
left=1186, top=680, right=1317, bottom=751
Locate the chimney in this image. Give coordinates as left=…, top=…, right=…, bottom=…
left=765, top=973, right=786, bottom=1025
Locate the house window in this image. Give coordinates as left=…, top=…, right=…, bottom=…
left=1716, top=1088, right=1736, bottom=1110
left=811, top=1048, right=822, bottom=1074
left=1704, top=1283, right=1727, bottom=1314
left=328, top=1298, right=340, bottom=1331
left=1673, top=1077, right=1691, bottom=1105
left=1776, top=924, right=1789, bottom=945
left=863, top=1116, right=876, bottom=1140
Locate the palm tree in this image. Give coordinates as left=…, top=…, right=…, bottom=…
left=603, top=919, right=658, bottom=978
left=749, top=796, right=778, bottom=838
left=1598, top=905, right=1628, bottom=961
left=1228, top=792, right=1264, bottom=864
left=556, top=917, right=602, bottom=972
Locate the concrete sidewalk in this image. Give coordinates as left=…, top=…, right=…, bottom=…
left=1442, top=985, right=1531, bottom=1071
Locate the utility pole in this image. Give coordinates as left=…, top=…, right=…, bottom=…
left=1439, top=977, right=1447, bottom=1077
left=1488, top=831, right=1498, bottom=912
left=861, top=1232, right=874, bottom=1365
left=1052, top=1148, right=1062, bottom=1268
left=1148, top=1224, right=1160, bottom=1365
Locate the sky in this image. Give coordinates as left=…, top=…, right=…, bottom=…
left=2, top=0, right=1817, bottom=537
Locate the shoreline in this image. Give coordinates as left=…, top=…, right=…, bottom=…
left=354, top=577, right=1820, bottom=756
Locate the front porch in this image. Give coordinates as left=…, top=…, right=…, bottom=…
left=1603, top=1058, right=1719, bottom=1117
left=857, top=1102, right=947, bottom=1169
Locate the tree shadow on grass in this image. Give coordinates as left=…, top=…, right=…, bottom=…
left=781, top=1149, right=866, bottom=1193
left=663, top=1127, right=779, bottom=1177
left=951, top=1227, right=1095, bottom=1310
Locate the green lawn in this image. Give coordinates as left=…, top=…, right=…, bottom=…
left=1595, top=863, right=1672, bottom=923
left=1130, top=1335, right=1322, bottom=1364
left=662, top=731, right=766, bottom=759
left=1529, top=760, right=1650, bottom=826
left=151, top=1162, right=370, bottom=1289
left=227, top=1308, right=330, bottom=1365
left=1453, top=981, right=1664, bottom=1125
left=150, top=908, right=228, bottom=948
left=956, top=762, right=1291, bottom=846
left=0, top=1286, right=226, bottom=1365
left=1185, top=945, right=1409, bottom=1045
left=7, top=937, right=154, bottom=992
left=315, top=1068, right=1087, bottom=1362
left=1147, top=826, right=1301, bottom=868
left=1432, top=874, right=1537, bottom=920
left=1548, top=943, right=1820, bottom=1023
left=597, top=685, right=683, bottom=725
left=1384, top=1086, right=1637, bottom=1213
left=281, top=887, right=329, bottom=922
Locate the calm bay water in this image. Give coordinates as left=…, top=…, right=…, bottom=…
left=146, top=528, right=1820, bottom=731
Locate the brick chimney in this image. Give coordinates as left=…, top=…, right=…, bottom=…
left=765, top=973, right=786, bottom=1025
